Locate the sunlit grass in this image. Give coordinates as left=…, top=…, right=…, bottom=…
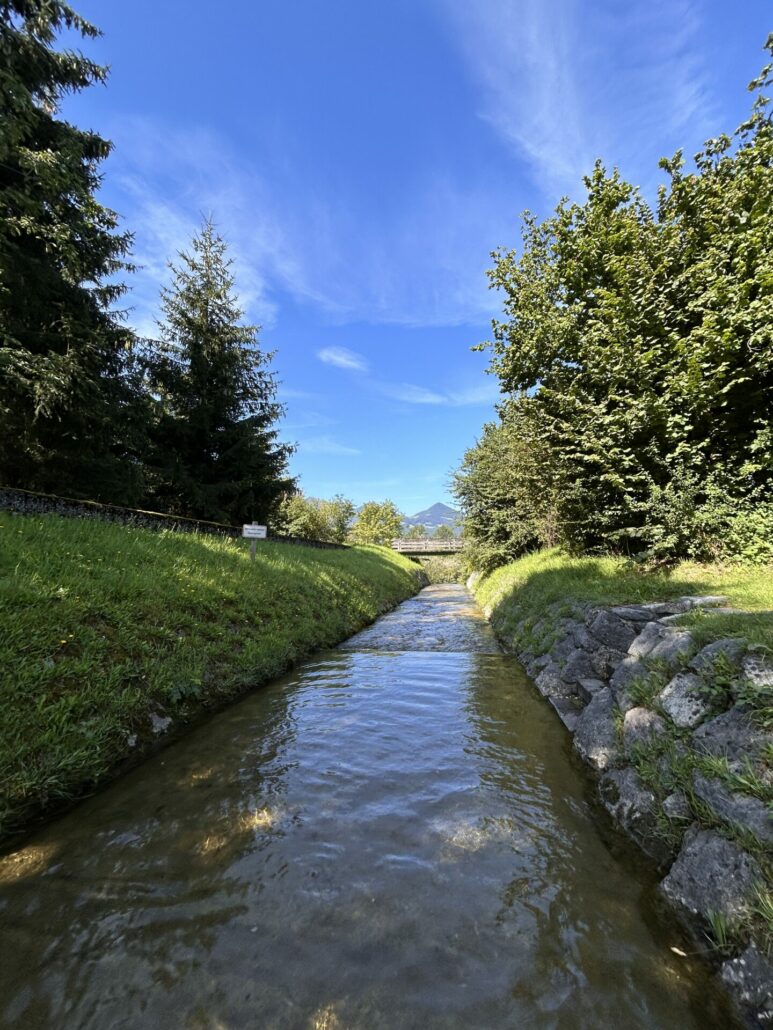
left=474, top=547, right=773, bottom=650
left=0, top=513, right=421, bottom=839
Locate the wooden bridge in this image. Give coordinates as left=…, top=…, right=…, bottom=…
left=391, top=538, right=464, bottom=555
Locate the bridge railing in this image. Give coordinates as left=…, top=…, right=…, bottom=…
left=391, top=538, right=464, bottom=553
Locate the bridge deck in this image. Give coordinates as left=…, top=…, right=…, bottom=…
left=391, top=539, right=463, bottom=554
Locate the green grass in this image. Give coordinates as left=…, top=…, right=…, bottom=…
left=473, top=547, right=773, bottom=651
left=0, top=513, right=422, bottom=840
left=415, top=554, right=466, bottom=584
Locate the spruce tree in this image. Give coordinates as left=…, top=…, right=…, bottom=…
left=0, top=1, right=145, bottom=502
left=150, top=219, right=294, bottom=524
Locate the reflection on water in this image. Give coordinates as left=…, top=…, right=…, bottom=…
left=0, top=586, right=733, bottom=1028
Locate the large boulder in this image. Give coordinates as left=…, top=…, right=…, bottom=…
left=573, top=688, right=620, bottom=771
left=587, top=610, right=638, bottom=652
left=658, top=672, right=712, bottom=729
left=692, top=707, right=771, bottom=775
left=628, top=621, right=669, bottom=658
left=647, top=631, right=694, bottom=665
left=622, top=706, right=666, bottom=753
left=689, top=637, right=746, bottom=674
left=560, top=648, right=597, bottom=684
left=660, top=826, right=761, bottom=926
left=599, top=767, right=673, bottom=863
left=535, top=663, right=577, bottom=700
left=609, top=656, right=650, bottom=709
left=721, top=946, right=773, bottom=1028
left=692, top=773, right=773, bottom=846
left=742, top=646, right=773, bottom=689
left=590, top=645, right=627, bottom=679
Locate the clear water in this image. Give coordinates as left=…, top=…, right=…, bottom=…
left=0, top=586, right=733, bottom=1028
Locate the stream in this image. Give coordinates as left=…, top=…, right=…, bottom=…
left=0, top=585, right=733, bottom=1028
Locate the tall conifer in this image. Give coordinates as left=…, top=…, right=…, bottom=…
left=0, top=1, right=144, bottom=501
left=150, top=219, right=294, bottom=523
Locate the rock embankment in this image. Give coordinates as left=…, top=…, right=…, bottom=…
left=476, top=585, right=773, bottom=1027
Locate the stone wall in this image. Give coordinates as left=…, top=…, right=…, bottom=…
left=475, top=582, right=772, bottom=1027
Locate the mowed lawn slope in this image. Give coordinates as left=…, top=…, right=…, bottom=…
left=0, top=514, right=422, bottom=839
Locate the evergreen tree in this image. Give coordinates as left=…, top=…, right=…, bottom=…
left=150, top=219, right=294, bottom=523
left=0, top=1, right=145, bottom=502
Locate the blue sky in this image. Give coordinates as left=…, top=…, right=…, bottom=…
left=64, top=1, right=771, bottom=515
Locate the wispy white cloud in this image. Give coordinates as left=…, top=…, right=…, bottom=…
left=439, top=0, right=714, bottom=196
left=379, top=378, right=500, bottom=407
left=317, top=346, right=369, bottom=372
left=299, top=436, right=361, bottom=456
left=281, top=411, right=337, bottom=431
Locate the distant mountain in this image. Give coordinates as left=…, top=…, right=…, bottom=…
left=402, top=502, right=461, bottom=536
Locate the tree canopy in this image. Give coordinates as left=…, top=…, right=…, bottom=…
left=457, top=35, right=773, bottom=567
left=0, top=0, right=145, bottom=502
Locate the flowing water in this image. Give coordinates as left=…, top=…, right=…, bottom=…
left=0, top=585, right=733, bottom=1029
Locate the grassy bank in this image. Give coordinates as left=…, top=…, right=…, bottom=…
left=0, top=514, right=422, bottom=840
left=473, top=548, right=773, bottom=652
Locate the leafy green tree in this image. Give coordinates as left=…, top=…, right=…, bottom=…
left=318, top=494, right=355, bottom=543
left=405, top=523, right=426, bottom=540
left=272, top=492, right=327, bottom=539
left=350, top=500, right=403, bottom=546
left=0, top=0, right=146, bottom=502
left=461, top=35, right=773, bottom=563
left=433, top=524, right=455, bottom=541
left=149, top=218, right=294, bottom=524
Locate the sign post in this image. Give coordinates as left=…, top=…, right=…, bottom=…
left=242, top=522, right=267, bottom=561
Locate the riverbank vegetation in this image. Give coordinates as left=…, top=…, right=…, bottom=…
left=473, top=549, right=773, bottom=654
left=456, top=35, right=773, bottom=573
left=0, top=514, right=422, bottom=841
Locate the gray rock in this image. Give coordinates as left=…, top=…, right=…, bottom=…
left=658, top=672, right=712, bottom=728
left=572, top=625, right=599, bottom=651
left=680, top=595, right=728, bottom=610
left=628, top=621, right=668, bottom=658
left=663, top=792, right=691, bottom=821
left=599, top=767, right=673, bottom=863
left=660, top=826, right=761, bottom=924
left=692, top=707, right=771, bottom=773
left=535, top=663, right=577, bottom=700
left=149, top=712, right=172, bottom=735
left=689, top=637, right=746, bottom=673
left=622, top=706, right=666, bottom=752
left=610, top=656, right=650, bottom=703
left=742, top=646, right=773, bottom=689
left=548, top=696, right=582, bottom=733
left=577, top=678, right=607, bottom=703
left=531, top=653, right=552, bottom=671
left=560, top=648, right=597, bottom=684
left=609, top=605, right=656, bottom=622
left=573, top=688, right=620, bottom=771
left=549, top=635, right=579, bottom=662
left=721, top=946, right=773, bottom=1027
left=647, top=631, right=694, bottom=665
left=692, top=773, right=773, bottom=846
left=588, top=610, right=638, bottom=652
left=590, top=645, right=627, bottom=679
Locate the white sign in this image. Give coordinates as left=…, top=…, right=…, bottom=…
left=242, top=524, right=267, bottom=539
